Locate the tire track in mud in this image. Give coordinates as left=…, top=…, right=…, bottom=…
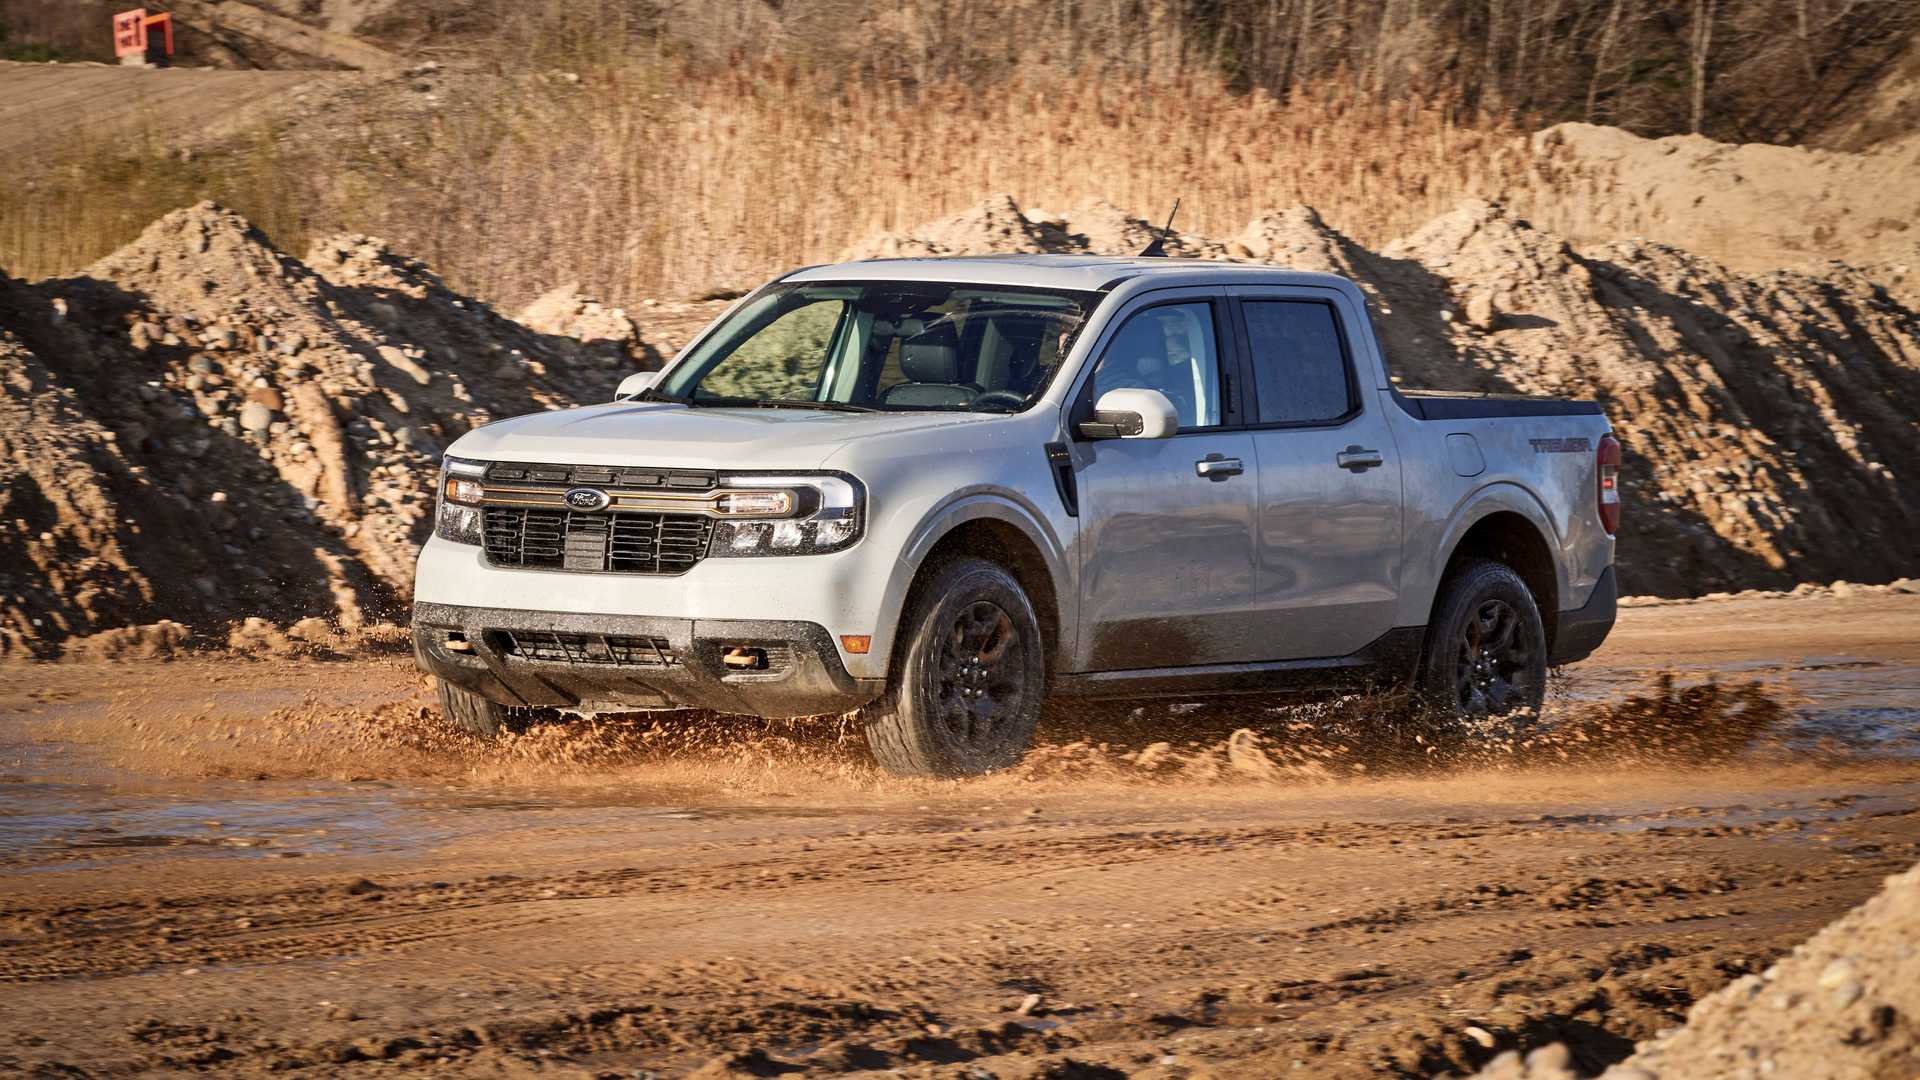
left=6, top=802, right=1912, bottom=1025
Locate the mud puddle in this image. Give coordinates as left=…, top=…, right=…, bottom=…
left=0, top=764, right=885, bottom=869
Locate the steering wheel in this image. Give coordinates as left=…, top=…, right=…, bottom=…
left=970, top=389, right=1031, bottom=412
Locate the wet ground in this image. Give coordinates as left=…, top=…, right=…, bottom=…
left=2, top=592, right=1918, bottom=1078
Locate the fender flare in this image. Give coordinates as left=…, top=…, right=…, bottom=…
left=1425, top=481, right=1569, bottom=615
left=871, top=489, right=1073, bottom=667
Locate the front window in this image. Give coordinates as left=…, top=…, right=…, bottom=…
left=1088, top=301, right=1225, bottom=429
left=656, top=281, right=1102, bottom=413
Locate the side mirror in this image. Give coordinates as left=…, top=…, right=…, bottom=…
left=614, top=371, right=661, bottom=401
left=1078, top=388, right=1179, bottom=439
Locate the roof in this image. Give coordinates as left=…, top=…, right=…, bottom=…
left=782, top=254, right=1354, bottom=293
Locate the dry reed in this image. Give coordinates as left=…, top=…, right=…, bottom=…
left=1, top=59, right=1530, bottom=307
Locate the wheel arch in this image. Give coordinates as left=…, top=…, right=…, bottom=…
left=881, top=497, right=1069, bottom=677
left=1427, top=488, right=1566, bottom=655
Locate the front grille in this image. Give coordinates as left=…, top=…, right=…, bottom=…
left=497, top=630, right=678, bottom=666
left=483, top=508, right=712, bottom=574
left=485, top=462, right=717, bottom=489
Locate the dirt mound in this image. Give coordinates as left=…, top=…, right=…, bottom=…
left=0, top=202, right=625, bottom=656
left=1524, top=122, right=1920, bottom=281
left=843, top=195, right=1230, bottom=263
left=1381, top=199, right=1920, bottom=595
left=1480, top=860, right=1920, bottom=1079
left=1606, top=861, right=1920, bottom=1078
left=515, top=282, right=659, bottom=369
left=841, top=194, right=1075, bottom=260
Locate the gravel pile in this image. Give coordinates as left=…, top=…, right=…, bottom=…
left=1478, top=860, right=1920, bottom=1079
left=0, top=203, right=642, bottom=657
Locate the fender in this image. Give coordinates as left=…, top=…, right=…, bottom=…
left=1406, top=480, right=1571, bottom=628
left=869, top=488, right=1076, bottom=670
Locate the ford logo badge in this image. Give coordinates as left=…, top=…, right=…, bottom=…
left=563, top=487, right=610, bottom=511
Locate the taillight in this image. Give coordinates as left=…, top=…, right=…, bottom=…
left=1596, top=434, right=1621, bottom=535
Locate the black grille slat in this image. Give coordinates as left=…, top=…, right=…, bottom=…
left=499, top=630, right=679, bottom=666
left=483, top=507, right=714, bottom=575
left=484, top=462, right=716, bottom=489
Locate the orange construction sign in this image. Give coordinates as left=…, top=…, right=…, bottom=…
left=113, top=8, right=174, bottom=64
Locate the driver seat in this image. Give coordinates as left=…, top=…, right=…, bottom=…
left=880, top=321, right=979, bottom=408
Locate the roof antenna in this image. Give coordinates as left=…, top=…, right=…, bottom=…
left=1139, top=198, right=1181, bottom=257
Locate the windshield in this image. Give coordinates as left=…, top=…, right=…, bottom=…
left=656, top=281, right=1102, bottom=413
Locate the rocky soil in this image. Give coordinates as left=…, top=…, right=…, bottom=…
left=1480, top=860, right=1920, bottom=1080
left=0, top=203, right=659, bottom=657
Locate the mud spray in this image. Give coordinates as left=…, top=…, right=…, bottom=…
left=20, top=660, right=1804, bottom=802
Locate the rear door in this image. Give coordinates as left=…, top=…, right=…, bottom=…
left=1070, top=290, right=1266, bottom=671
left=1227, top=287, right=1404, bottom=659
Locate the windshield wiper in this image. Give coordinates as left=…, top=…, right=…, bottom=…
left=688, top=394, right=878, bottom=413
left=762, top=398, right=879, bottom=413
left=635, top=387, right=693, bottom=405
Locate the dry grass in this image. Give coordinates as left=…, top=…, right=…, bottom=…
left=1, top=58, right=1530, bottom=306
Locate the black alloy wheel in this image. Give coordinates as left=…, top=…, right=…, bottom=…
left=863, top=557, right=1045, bottom=777
left=1452, top=597, right=1537, bottom=716
left=1418, top=558, right=1548, bottom=722
left=929, top=600, right=1032, bottom=749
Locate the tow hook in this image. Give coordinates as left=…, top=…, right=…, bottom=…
left=721, top=646, right=769, bottom=671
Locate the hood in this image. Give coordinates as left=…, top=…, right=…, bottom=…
left=446, top=401, right=1001, bottom=469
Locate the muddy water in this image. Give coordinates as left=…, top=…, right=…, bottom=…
left=2, top=593, right=1918, bottom=1078
left=2, top=594, right=1918, bottom=869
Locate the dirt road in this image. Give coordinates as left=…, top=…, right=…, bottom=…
left=3, top=593, right=1918, bottom=1077
left=0, top=61, right=346, bottom=158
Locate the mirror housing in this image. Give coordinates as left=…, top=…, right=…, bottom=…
left=614, top=370, right=662, bottom=401
left=1078, top=388, right=1179, bottom=440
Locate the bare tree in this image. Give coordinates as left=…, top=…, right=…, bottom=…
left=1689, top=0, right=1719, bottom=133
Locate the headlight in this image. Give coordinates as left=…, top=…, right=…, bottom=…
left=434, top=457, right=487, bottom=545
left=708, top=473, right=863, bottom=557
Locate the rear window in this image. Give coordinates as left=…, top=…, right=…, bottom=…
left=1243, top=301, right=1355, bottom=425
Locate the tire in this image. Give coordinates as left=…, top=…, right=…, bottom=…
left=436, top=677, right=523, bottom=738
left=1416, top=559, right=1548, bottom=721
left=862, top=557, right=1046, bottom=777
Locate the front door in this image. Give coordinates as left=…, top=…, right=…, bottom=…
left=1229, top=288, right=1404, bottom=658
left=1072, top=295, right=1266, bottom=671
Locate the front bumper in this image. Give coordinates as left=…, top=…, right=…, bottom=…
left=412, top=601, right=887, bottom=718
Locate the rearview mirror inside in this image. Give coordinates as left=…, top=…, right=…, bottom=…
left=1078, top=388, right=1179, bottom=440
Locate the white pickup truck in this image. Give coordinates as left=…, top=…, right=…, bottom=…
left=413, top=256, right=1619, bottom=776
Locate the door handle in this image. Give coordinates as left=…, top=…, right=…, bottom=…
left=1196, top=454, right=1244, bottom=480
left=1336, top=446, right=1385, bottom=473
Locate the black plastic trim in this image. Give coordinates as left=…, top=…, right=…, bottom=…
left=1390, top=386, right=1606, bottom=420
left=1044, top=442, right=1079, bottom=517
left=412, top=602, right=884, bottom=718
left=1052, top=626, right=1424, bottom=701
left=1549, top=566, right=1617, bottom=665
